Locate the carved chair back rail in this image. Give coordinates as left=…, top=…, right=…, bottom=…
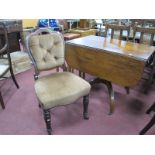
left=105, top=24, right=130, bottom=40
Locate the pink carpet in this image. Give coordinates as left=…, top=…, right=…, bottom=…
left=0, top=69, right=155, bottom=135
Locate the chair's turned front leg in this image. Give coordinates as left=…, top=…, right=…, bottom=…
left=43, top=109, right=52, bottom=135
left=83, top=95, right=89, bottom=120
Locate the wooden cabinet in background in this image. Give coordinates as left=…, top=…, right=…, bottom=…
left=79, top=19, right=89, bottom=28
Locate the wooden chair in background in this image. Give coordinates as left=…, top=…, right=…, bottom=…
left=133, top=26, right=155, bottom=93
left=133, top=27, right=155, bottom=134
left=133, top=26, right=155, bottom=45
left=57, top=19, right=80, bottom=41
left=104, top=24, right=131, bottom=94
left=139, top=102, right=155, bottom=135
left=104, top=24, right=130, bottom=40
left=0, top=22, right=19, bottom=109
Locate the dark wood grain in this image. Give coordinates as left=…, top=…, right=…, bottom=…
left=65, top=36, right=155, bottom=87
left=105, top=24, right=130, bottom=40
left=133, top=26, right=155, bottom=45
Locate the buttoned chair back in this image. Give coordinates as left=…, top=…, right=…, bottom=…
left=26, top=28, right=91, bottom=134
left=105, top=24, right=130, bottom=40
left=27, top=28, right=65, bottom=76
left=0, top=22, right=19, bottom=109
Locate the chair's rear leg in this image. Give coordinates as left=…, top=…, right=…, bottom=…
left=139, top=114, right=155, bottom=135
left=43, top=109, right=52, bottom=135
left=146, top=103, right=155, bottom=114
left=124, top=86, right=130, bottom=94
left=83, top=95, right=89, bottom=120
left=0, top=91, right=5, bottom=109
left=9, top=67, right=19, bottom=89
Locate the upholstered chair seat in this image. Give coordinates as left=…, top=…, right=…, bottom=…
left=63, top=33, right=80, bottom=40
left=35, top=72, right=90, bottom=110
left=0, top=64, right=9, bottom=76
left=57, top=19, right=81, bottom=41
left=26, top=28, right=91, bottom=134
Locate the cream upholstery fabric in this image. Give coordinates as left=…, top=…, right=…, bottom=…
left=29, top=33, right=64, bottom=71
left=27, top=29, right=91, bottom=134
left=35, top=72, right=91, bottom=109
left=0, top=51, right=31, bottom=77
left=63, top=33, right=80, bottom=40
left=0, top=64, right=9, bottom=76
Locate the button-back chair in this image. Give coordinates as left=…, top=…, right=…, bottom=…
left=0, top=22, right=19, bottom=109
left=133, top=26, right=155, bottom=93
left=26, top=28, right=91, bottom=134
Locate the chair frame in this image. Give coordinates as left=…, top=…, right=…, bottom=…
left=133, top=26, right=155, bottom=46
left=139, top=102, right=155, bottom=135
left=26, top=28, right=67, bottom=79
left=133, top=26, right=155, bottom=93
left=104, top=24, right=131, bottom=94
left=0, top=91, right=5, bottom=109
left=0, top=22, right=19, bottom=109
left=105, top=24, right=130, bottom=40
left=26, top=28, right=90, bottom=134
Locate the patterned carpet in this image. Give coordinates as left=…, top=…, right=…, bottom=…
left=0, top=68, right=155, bottom=135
